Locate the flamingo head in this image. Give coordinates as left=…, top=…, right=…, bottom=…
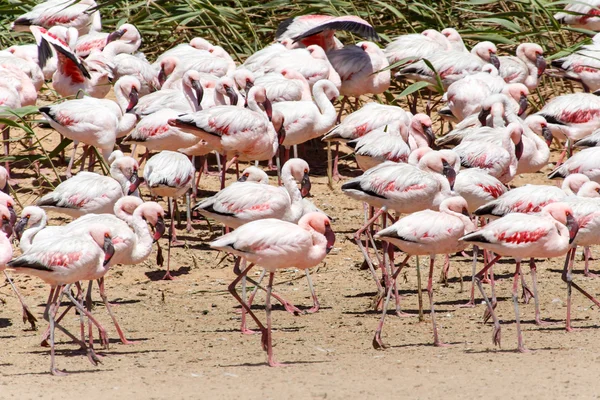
left=14, top=206, right=45, bottom=240
left=301, top=212, right=335, bottom=254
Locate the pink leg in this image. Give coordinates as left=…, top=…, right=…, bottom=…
left=66, top=141, right=79, bottom=178
left=529, top=259, right=552, bottom=326
left=98, top=278, right=136, bottom=345
left=458, top=245, right=479, bottom=308
left=474, top=255, right=502, bottom=347
left=3, top=271, right=37, bottom=330
left=332, top=142, right=346, bottom=182
left=220, top=154, right=227, bottom=189
left=304, top=269, right=320, bottom=314
left=583, top=246, right=599, bottom=278
left=46, top=286, right=67, bottom=376
left=512, top=260, right=529, bottom=352
left=520, top=268, right=534, bottom=304
left=428, top=255, right=449, bottom=347
left=355, top=208, right=387, bottom=299
left=265, top=272, right=285, bottom=367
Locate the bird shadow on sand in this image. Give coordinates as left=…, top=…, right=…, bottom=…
left=382, top=341, right=463, bottom=349
left=145, top=266, right=191, bottom=281
left=464, top=345, right=561, bottom=354
left=219, top=359, right=328, bottom=368
left=436, top=296, right=510, bottom=306
left=0, top=318, right=12, bottom=329
left=213, top=325, right=304, bottom=334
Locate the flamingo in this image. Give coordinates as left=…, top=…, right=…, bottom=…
left=275, top=15, right=378, bottom=51
left=238, top=69, right=312, bottom=103
left=346, top=121, right=412, bottom=171
left=8, top=224, right=115, bottom=375
left=6, top=42, right=56, bottom=80
left=37, top=153, right=140, bottom=218
left=170, top=86, right=281, bottom=188
left=11, top=0, right=101, bottom=35
left=210, top=212, right=335, bottom=367
left=143, top=150, right=195, bottom=280
left=548, top=147, right=600, bottom=183
left=498, top=43, right=546, bottom=90
left=373, top=196, right=474, bottom=348
left=39, top=75, right=140, bottom=177
left=555, top=0, right=600, bottom=31
left=272, top=79, right=339, bottom=157
left=549, top=36, right=600, bottom=93
left=460, top=203, right=579, bottom=352
left=0, top=52, right=45, bottom=92
left=385, top=29, right=451, bottom=66
left=0, top=166, right=8, bottom=194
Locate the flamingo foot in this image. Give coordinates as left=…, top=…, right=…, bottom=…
left=456, top=301, right=476, bottom=309
left=584, top=271, right=600, bottom=278
left=372, top=332, right=389, bottom=350
left=480, top=277, right=491, bottom=284
left=517, top=345, right=531, bottom=353
left=241, top=327, right=257, bottom=335
left=87, top=348, right=103, bottom=366
left=305, top=304, right=319, bottom=314
left=51, top=367, right=68, bottom=376
left=493, top=326, right=502, bottom=347
left=394, top=309, right=411, bottom=318
left=434, top=341, right=452, bottom=348
left=283, top=302, right=304, bottom=316
left=268, top=359, right=287, bottom=367
left=482, top=301, right=497, bottom=323
left=22, top=306, right=38, bottom=330
left=566, top=326, right=582, bottom=332
left=162, top=271, right=176, bottom=281
left=535, top=318, right=556, bottom=327
left=522, top=286, right=534, bottom=304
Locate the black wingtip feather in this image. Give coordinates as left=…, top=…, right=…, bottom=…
left=291, top=20, right=379, bottom=43
left=461, top=232, right=491, bottom=244
left=548, top=168, right=565, bottom=180
left=7, top=257, right=52, bottom=271
left=37, top=37, right=53, bottom=70
left=473, top=203, right=501, bottom=217
left=538, top=113, right=566, bottom=126
left=341, top=180, right=387, bottom=199
left=36, top=197, right=59, bottom=207
left=275, top=17, right=295, bottom=40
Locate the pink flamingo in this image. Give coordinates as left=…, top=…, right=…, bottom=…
left=548, top=147, right=600, bottom=183
left=555, top=1, right=600, bottom=31
left=385, top=29, right=452, bottom=65
left=8, top=224, right=115, bottom=375
left=373, top=197, right=474, bottom=348
left=210, top=212, right=335, bottom=367
left=498, top=43, right=546, bottom=90
left=460, top=203, right=579, bottom=352
left=37, top=154, right=141, bottom=218
left=346, top=121, right=412, bottom=171
left=275, top=14, right=378, bottom=51
left=549, top=36, right=600, bottom=93
left=11, top=0, right=101, bottom=35
left=236, top=69, right=312, bottom=103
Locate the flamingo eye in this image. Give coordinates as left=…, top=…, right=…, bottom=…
left=244, top=173, right=249, bottom=177
left=2, top=216, right=7, bottom=221
left=304, top=169, right=308, bottom=173
left=104, top=233, right=110, bottom=238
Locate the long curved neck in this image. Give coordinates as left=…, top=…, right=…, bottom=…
left=110, top=166, right=130, bottom=195
left=114, top=85, right=128, bottom=114
left=118, top=114, right=138, bottom=137
left=103, top=40, right=139, bottom=58
left=441, top=207, right=475, bottom=232
left=312, top=84, right=337, bottom=133
left=20, top=216, right=47, bottom=254
left=182, top=82, right=200, bottom=111
left=128, top=210, right=154, bottom=264
left=281, top=167, right=304, bottom=223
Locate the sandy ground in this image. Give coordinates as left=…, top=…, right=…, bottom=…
left=2, top=120, right=600, bottom=400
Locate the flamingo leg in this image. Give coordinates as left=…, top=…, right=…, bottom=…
left=483, top=262, right=498, bottom=323
left=373, top=254, right=411, bottom=349
left=239, top=258, right=257, bottom=335
left=520, top=267, right=534, bottom=304
left=63, top=283, right=110, bottom=349
left=583, top=246, right=598, bottom=278
left=355, top=208, right=386, bottom=299
left=428, top=255, right=448, bottom=347
left=529, top=258, right=550, bottom=326
left=220, top=154, right=227, bottom=189
left=46, top=286, right=67, bottom=376
left=512, top=260, right=529, bottom=352
left=561, top=247, right=600, bottom=331
left=303, top=268, right=320, bottom=314
left=332, top=142, right=345, bottom=182
left=186, top=191, right=193, bottom=233
left=2, top=126, right=10, bottom=174
left=3, top=271, right=37, bottom=330
left=389, top=244, right=409, bottom=317
left=97, top=278, right=135, bottom=345
left=66, top=140, right=80, bottom=178
left=265, top=272, right=285, bottom=367
left=474, top=255, right=502, bottom=347
left=458, top=245, right=478, bottom=308
left=439, top=254, right=450, bottom=286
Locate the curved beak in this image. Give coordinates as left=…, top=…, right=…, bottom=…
left=2, top=219, right=13, bottom=239
left=103, top=236, right=115, bottom=266
left=300, top=172, right=311, bottom=198
left=126, top=86, right=139, bottom=113
left=423, top=125, right=435, bottom=147
left=225, top=86, right=238, bottom=106
left=106, top=29, right=125, bottom=44
left=478, top=108, right=490, bottom=126
left=8, top=205, right=16, bottom=227
left=442, top=160, right=456, bottom=190
left=238, top=174, right=249, bottom=182
left=518, top=94, right=528, bottom=116
left=14, top=215, right=29, bottom=240
left=566, top=211, right=579, bottom=244
left=245, top=80, right=254, bottom=93
left=158, top=67, right=167, bottom=87
left=490, top=53, right=500, bottom=70
left=325, top=224, right=336, bottom=254
left=461, top=207, right=470, bottom=218
left=263, top=98, right=273, bottom=122
left=277, top=121, right=286, bottom=145
left=536, top=53, right=547, bottom=76
left=514, top=137, right=524, bottom=160
left=542, top=125, right=553, bottom=146
left=153, top=216, right=166, bottom=242
left=128, top=173, right=142, bottom=195
left=191, top=80, right=204, bottom=108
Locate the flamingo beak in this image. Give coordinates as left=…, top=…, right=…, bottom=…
left=277, top=121, right=286, bottom=145
left=7, top=205, right=16, bottom=227
left=300, top=172, right=311, bottom=198
left=514, top=137, right=524, bottom=160
left=542, top=125, right=553, bottom=146
left=103, top=235, right=115, bottom=266
left=128, top=173, right=142, bottom=195
left=518, top=94, right=528, bottom=116
left=478, top=108, right=490, bottom=126
left=325, top=224, right=336, bottom=254
left=490, top=53, right=500, bottom=70
left=461, top=207, right=470, bottom=218
left=263, top=98, right=273, bottom=122
left=2, top=218, right=13, bottom=239
left=225, top=86, right=238, bottom=106
left=106, top=29, right=125, bottom=44
left=153, top=216, right=166, bottom=242
left=424, top=126, right=435, bottom=147
left=566, top=211, right=579, bottom=244
left=238, top=174, right=249, bottom=182
left=14, top=215, right=29, bottom=240
left=245, top=80, right=254, bottom=93
left=158, top=67, right=166, bottom=87
left=442, top=160, right=456, bottom=190
left=536, top=54, right=547, bottom=76
left=191, top=80, right=204, bottom=108
left=126, top=87, right=139, bottom=113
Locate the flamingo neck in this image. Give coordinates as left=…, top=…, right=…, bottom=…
left=281, top=167, right=304, bottom=223
left=312, top=83, right=337, bottom=133
left=20, top=216, right=47, bottom=254
left=128, top=208, right=154, bottom=264
left=110, top=166, right=131, bottom=195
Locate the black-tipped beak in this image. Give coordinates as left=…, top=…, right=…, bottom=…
left=2, top=218, right=13, bottom=239
left=461, top=207, right=470, bottom=217
left=277, top=122, right=286, bottom=145
left=490, top=53, right=500, bottom=70
left=128, top=173, right=142, bottom=195
left=158, top=67, right=166, bottom=87
left=536, top=54, right=547, bottom=76
left=478, top=108, right=490, bottom=126
left=518, top=94, right=528, bottom=116
left=189, top=80, right=203, bottom=108
left=238, top=174, right=249, bottom=182
left=263, top=97, right=273, bottom=122
left=424, top=126, right=435, bottom=147
left=325, top=224, right=335, bottom=254
left=245, top=80, right=254, bottom=93
left=566, top=212, right=579, bottom=244
left=442, top=160, right=456, bottom=190
left=8, top=205, right=16, bottom=227
left=14, top=216, right=29, bottom=240
left=106, top=29, right=125, bottom=44
left=103, top=236, right=115, bottom=266
left=153, top=216, right=165, bottom=242
left=542, top=125, right=553, bottom=146
left=126, top=87, right=139, bottom=113
left=301, top=172, right=311, bottom=197
left=225, top=86, right=238, bottom=106
left=514, top=137, right=524, bottom=160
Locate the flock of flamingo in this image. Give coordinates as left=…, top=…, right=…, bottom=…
left=1, top=0, right=600, bottom=375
